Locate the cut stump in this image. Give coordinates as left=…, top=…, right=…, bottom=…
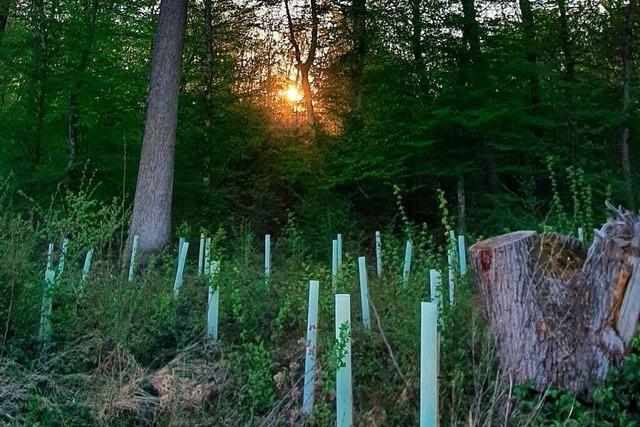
left=469, top=208, right=640, bottom=393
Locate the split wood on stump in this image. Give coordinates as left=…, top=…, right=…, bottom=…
left=469, top=207, right=640, bottom=393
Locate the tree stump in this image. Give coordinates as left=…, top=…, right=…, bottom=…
left=469, top=208, right=640, bottom=393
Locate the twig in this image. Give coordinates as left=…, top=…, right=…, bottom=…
left=369, top=298, right=406, bottom=384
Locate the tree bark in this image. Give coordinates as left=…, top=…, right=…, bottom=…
left=620, top=0, right=636, bottom=210
left=469, top=208, right=640, bottom=393
left=129, top=0, right=188, bottom=256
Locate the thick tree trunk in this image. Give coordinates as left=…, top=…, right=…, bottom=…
left=469, top=209, right=640, bottom=393
left=620, top=0, right=636, bottom=210
left=130, top=0, right=188, bottom=256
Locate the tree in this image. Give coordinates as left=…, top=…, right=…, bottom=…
left=518, top=0, right=540, bottom=108
left=28, top=0, right=48, bottom=170
left=129, top=0, right=188, bottom=256
left=459, top=0, right=498, bottom=194
left=409, top=0, right=426, bottom=96
left=203, top=0, right=213, bottom=193
left=284, top=0, right=318, bottom=125
left=0, top=0, right=10, bottom=33
left=620, top=0, right=636, bottom=210
left=557, top=0, right=576, bottom=164
left=349, top=0, right=366, bottom=113
left=66, top=0, right=100, bottom=185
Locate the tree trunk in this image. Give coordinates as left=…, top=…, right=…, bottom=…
left=129, top=0, right=188, bottom=256
left=284, top=0, right=318, bottom=126
left=66, top=0, right=100, bottom=185
left=31, top=0, right=48, bottom=170
left=620, top=0, right=636, bottom=210
left=558, top=0, right=576, bottom=165
left=410, top=0, right=427, bottom=96
left=203, top=0, right=213, bottom=191
left=469, top=208, right=640, bottom=393
left=518, top=0, right=540, bottom=107
left=558, top=0, right=574, bottom=78
left=460, top=0, right=498, bottom=192
left=0, top=0, right=10, bottom=32
left=461, top=0, right=481, bottom=66
left=300, top=65, right=314, bottom=125
left=349, top=0, right=366, bottom=113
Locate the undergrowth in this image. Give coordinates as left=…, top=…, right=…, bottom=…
left=0, top=177, right=638, bottom=426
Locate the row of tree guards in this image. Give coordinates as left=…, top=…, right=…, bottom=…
left=300, top=231, right=467, bottom=426
left=265, top=230, right=466, bottom=425
left=37, top=229, right=468, bottom=424
left=38, top=214, right=637, bottom=422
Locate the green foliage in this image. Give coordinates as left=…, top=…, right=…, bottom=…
left=1, top=0, right=640, bottom=422
left=544, top=157, right=598, bottom=238
left=1, top=0, right=634, bottom=242
left=243, top=339, right=276, bottom=413
left=513, top=349, right=640, bottom=425
left=1, top=183, right=639, bottom=425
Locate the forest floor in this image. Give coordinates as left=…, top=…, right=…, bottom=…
left=1, top=222, right=639, bottom=426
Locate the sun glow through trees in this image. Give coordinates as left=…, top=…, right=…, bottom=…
left=283, top=85, right=303, bottom=104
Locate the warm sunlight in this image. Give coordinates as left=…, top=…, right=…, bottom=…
left=283, top=85, right=303, bottom=104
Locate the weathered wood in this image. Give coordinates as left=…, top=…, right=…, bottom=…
left=469, top=209, right=640, bottom=393
left=617, top=256, right=640, bottom=346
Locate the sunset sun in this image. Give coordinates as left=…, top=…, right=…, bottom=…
left=283, top=85, right=303, bottom=103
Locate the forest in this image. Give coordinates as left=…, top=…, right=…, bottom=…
left=1, top=0, right=640, bottom=425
